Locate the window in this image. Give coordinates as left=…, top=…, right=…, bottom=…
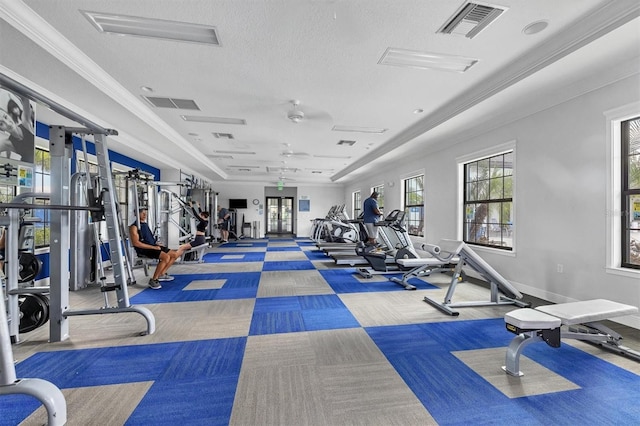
left=372, top=185, right=384, bottom=211
left=0, top=184, right=15, bottom=203
left=33, top=147, right=51, bottom=247
left=463, top=151, right=513, bottom=250
left=621, top=116, right=640, bottom=269
left=403, top=175, right=424, bottom=237
left=352, top=191, right=361, bottom=219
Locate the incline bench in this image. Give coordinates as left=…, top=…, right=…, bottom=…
left=399, top=239, right=530, bottom=316
left=503, top=299, right=640, bottom=376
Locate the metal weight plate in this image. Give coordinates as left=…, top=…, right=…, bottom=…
left=32, top=293, right=50, bottom=329
left=19, top=294, right=48, bottom=333
left=18, top=252, right=41, bottom=283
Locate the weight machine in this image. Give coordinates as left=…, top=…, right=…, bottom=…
left=0, top=72, right=155, bottom=425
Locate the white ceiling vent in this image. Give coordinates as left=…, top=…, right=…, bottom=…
left=213, top=132, right=234, bottom=139
left=81, top=11, right=220, bottom=46
left=438, top=2, right=507, bottom=39
left=143, top=96, right=199, bottom=110
left=181, top=115, right=246, bottom=125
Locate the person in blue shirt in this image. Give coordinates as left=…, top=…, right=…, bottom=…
left=363, top=191, right=383, bottom=246
left=129, top=208, right=180, bottom=289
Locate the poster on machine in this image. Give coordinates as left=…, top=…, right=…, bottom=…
left=633, top=198, right=640, bottom=221
left=0, top=86, right=36, bottom=186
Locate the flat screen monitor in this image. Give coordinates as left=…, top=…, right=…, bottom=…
left=229, top=198, right=248, bottom=209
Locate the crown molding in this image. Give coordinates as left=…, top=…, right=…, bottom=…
left=332, top=0, right=640, bottom=182
left=0, top=0, right=228, bottom=180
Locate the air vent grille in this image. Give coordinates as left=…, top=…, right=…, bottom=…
left=438, top=2, right=506, bottom=39
left=143, top=96, right=200, bottom=110
left=213, top=132, right=234, bottom=139
left=337, top=140, right=356, bottom=146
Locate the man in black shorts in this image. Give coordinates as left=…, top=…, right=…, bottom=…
left=217, top=205, right=230, bottom=243
left=129, top=208, right=180, bottom=289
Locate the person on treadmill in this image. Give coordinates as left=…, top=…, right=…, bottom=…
left=363, top=191, right=383, bottom=246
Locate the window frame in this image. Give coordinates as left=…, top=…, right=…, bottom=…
left=605, top=102, right=640, bottom=277
left=32, top=147, right=51, bottom=248
left=620, top=116, right=640, bottom=269
left=457, top=141, right=516, bottom=253
left=352, top=190, right=361, bottom=219
left=462, top=151, right=514, bottom=251
left=402, top=174, right=424, bottom=237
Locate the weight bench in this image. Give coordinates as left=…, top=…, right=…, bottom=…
left=503, top=299, right=640, bottom=376
left=418, top=239, right=529, bottom=316
left=390, top=240, right=462, bottom=290
left=179, top=243, right=208, bottom=263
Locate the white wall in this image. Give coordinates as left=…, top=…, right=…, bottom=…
left=210, top=181, right=344, bottom=238
left=343, top=74, right=640, bottom=328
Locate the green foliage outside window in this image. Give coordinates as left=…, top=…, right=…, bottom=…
left=464, top=152, right=513, bottom=249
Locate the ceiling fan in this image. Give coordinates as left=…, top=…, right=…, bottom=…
left=285, top=99, right=332, bottom=124
left=280, top=143, right=309, bottom=158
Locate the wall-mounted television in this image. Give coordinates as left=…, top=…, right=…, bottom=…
left=229, top=198, right=248, bottom=209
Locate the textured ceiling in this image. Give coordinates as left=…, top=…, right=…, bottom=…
left=1, top=0, right=639, bottom=186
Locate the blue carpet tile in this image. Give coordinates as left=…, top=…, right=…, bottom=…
left=203, top=252, right=265, bottom=263
left=319, top=268, right=439, bottom=293
left=131, top=272, right=261, bottom=303
left=249, top=295, right=359, bottom=335
left=304, top=250, right=331, bottom=261
left=4, top=239, right=639, bottom=426
left=7, top=338, right=246, bottom=426
left=262, top=260, right=315, bottom=271
left=367, top=319, right=640, bottom=426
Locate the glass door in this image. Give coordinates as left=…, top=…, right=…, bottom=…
left=266, top=197, right=294, bottom=234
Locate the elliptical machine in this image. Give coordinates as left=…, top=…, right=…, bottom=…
left=355, top=209, right=418, bottom=282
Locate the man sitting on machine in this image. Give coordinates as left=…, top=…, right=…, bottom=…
left=129, top=207, right=180, bottom=289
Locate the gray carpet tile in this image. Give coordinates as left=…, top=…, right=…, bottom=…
left=257, top=270, right=335, bottom=297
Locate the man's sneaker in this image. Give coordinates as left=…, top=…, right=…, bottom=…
left=148, top=279, right=162, bottom=289
left=158, top=273, right=174, bottom=282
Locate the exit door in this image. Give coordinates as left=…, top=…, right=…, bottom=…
left=266, top=197, right=294, bottom=234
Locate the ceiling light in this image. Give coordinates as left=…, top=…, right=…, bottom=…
left=140, top=86, right=154, bottom=93
left=523, top=20, right=549, bottom=35
left=413, top=108, right=424, bottom=114
left=181, top=115, right=246, bottom=125
left=313, top=154, right=352, bottom=159
left=214, top=150, right=255, bottom=155
left=332, top=125, right=387, bottom=134
left=379, top=48, right=478, bottom=73
left=80, top=10, right=220, bottom=45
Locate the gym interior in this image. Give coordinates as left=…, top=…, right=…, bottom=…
left=1, top=1, right=640, bottom=425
